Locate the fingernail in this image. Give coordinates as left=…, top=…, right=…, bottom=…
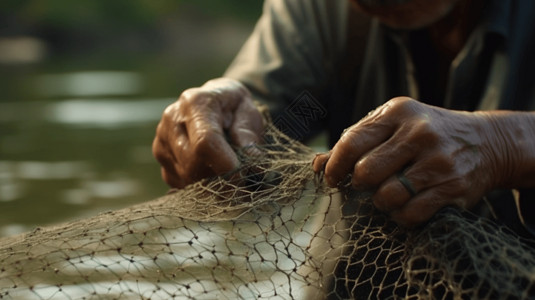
left=312, top=153, right=329, bottom=172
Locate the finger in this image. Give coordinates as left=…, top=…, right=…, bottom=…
left=372, top=174, right=413, bottom=213
left=229, top=95, right=264, bottom=148
left=187, top=121, right=240, bottom=175
left=312, top=152, right=330, bottom=173
left=372, top=155, right=452, bottom=213
left=389, top=188, right=452, bottom=228
left=352, top=127, right=418, bottom=188
left=179, top=92, right=240, bottom=176
left=152, top=134, right=179, bottom=172
left=153, top=133, right=192, bottom=188
left=159, top=102, right=218, bottom=184
left=322, top=98, right=422, bottom=188
left=154, top=103, right=186, bottom=164
left=325, top=122, right=394, bottom=188
left=168, top=124, right=237, bottom=183
left=161, top=167, right=186, bottom=188
left=158, top=117, right=190, bottom=173
left=201, top=78, right=251, bottom=127
left=401, top=153, right=457, bottom=193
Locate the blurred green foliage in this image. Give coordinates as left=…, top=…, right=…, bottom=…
left=0, top=0, right=263, bottom=99
left=1, top=0, right=261, bottom=30
left=0, top=0, right=263, bottom=74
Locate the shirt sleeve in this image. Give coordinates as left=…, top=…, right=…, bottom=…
left=223, top=0, right=350, bottom=140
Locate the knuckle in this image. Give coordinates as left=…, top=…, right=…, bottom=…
left=205, top=78, right=247, bottom=92
left=339, top=126, right=367, bottom=150
left=180, top=88, right=216, bottom=108
left=412, top=120, right=438, bottom=141
left=152, top=138, right=164, bottom=157
left=180, top=87, right=201, bottom=102
left=390, top=96, right=414, bottom=106
left=162, top=102, right=177, bottom=119
left=162, top=101, right=184, bottom=125
left=339, top=126, right=358, bottom=142
left=155, top=121, right=168, bottom=137
left=353, top=159, right=375, bottom=186
left=388, top=96, right=417, bottom=113
left=402, top=123, right=440, bottom=152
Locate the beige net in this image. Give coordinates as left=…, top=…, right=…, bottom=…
left=1, top=124, right=535, bottom=299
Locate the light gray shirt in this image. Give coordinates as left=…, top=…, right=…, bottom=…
left=225, top=0, right=535, bottom=237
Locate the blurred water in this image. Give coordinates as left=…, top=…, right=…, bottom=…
left=45, top=97, right=173, bottom=127
left=0, top=2, right=263, bottom=237
left=37, top=71, right=143, bottom=97
left=0, top=70, right=176, bottom=237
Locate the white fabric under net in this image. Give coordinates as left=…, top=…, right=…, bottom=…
left=1, top=124, right=535, bottom=299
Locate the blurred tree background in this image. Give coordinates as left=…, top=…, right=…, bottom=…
left=0, top=0, right=263, bottom=236
left=0, top=0, right=262, bottom=96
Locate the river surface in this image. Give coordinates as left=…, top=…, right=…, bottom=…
left=0, top=17, right=255, bottom=237
left=0, top=69, right=179, bottom=237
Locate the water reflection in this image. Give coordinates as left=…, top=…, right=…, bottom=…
left=0, top=3, right=259, bottom=239
left=37, top=71, right=143, bottom=97
left=0, top=158, right=159, bottom=234
left=0, top=161, right=139, bottom=201
left=13, top=160, right=89, bottom=180
left=0, top=162, right=20, bottom=202
left=0, top=71, right=172, bottom=237
left=45, top=98, right=173, bottom=127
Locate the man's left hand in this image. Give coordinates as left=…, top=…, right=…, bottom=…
left=313, top=97, right=503, bottom=227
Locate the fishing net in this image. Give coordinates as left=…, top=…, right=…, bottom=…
left=1, top=122, right=535, bottom=299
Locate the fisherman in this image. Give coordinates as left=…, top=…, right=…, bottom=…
left=152, top=0, right=535, bottom=235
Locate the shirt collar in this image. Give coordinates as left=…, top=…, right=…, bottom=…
left=380, top=0, right=512, bottom=42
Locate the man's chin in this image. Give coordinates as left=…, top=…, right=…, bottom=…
left=351, top=0, right=458, bottom=30
left=377, top=16, right=441, bottom=30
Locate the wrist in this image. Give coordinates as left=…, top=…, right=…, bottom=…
left=477, top=111, right=535, bottom=189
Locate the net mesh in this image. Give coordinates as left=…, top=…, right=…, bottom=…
left=1, top=123, right=535, bottom=299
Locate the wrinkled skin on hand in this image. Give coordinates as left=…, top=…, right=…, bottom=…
left=152, top=78, right=264, bottom=188
left=313, top=97, right=535, bottom=228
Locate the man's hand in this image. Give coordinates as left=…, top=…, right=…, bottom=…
left=152, top=78, right=264, bottom=188
left=313, top=97, right=520, bottom=228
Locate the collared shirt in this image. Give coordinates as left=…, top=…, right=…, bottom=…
left=355, top=1, right=510, bottom=110
left=224, top=0, right=535, bottom=236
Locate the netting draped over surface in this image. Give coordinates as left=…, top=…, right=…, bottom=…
left=1, top=125, right=535, bottom=299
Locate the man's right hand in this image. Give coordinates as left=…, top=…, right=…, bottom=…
left=152, top=78, right=265, bottom=188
